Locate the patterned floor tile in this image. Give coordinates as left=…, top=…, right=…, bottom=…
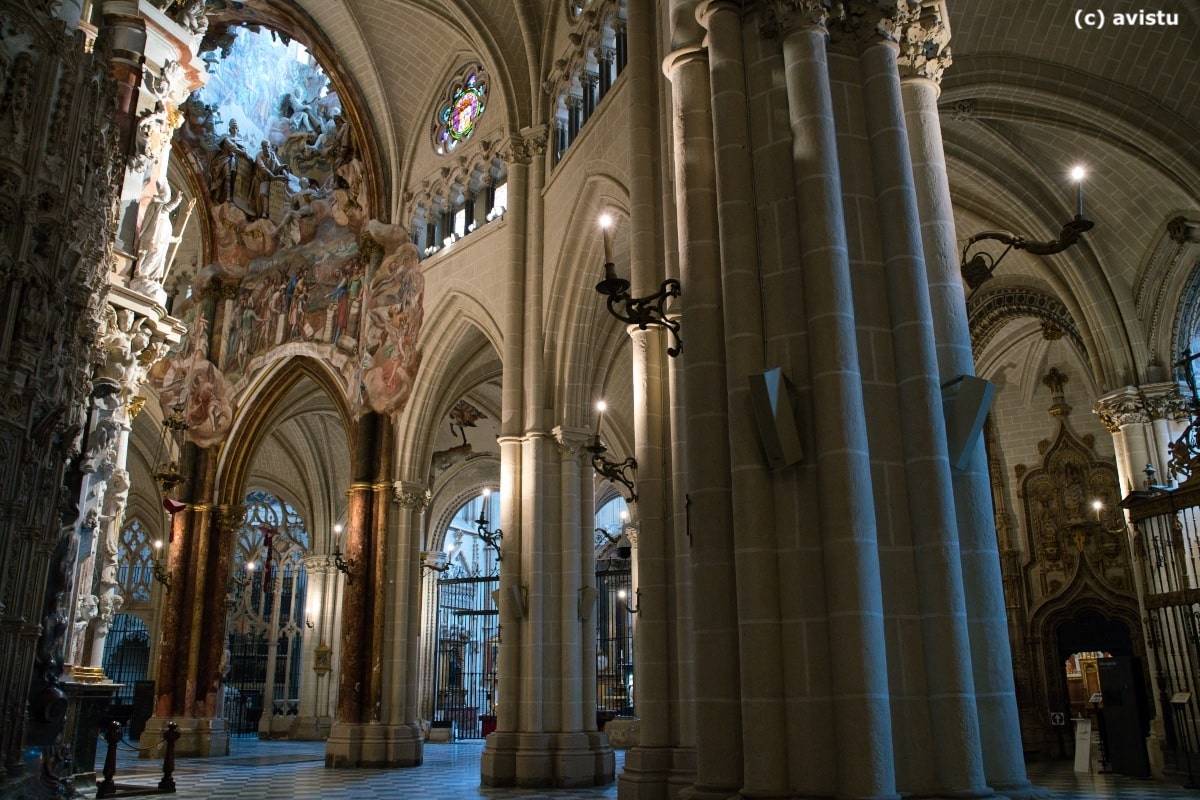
left=89, top=738, right=1200, bottom=799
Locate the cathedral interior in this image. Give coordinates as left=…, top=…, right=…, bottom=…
left=2, top=0, right=1200, bottom=798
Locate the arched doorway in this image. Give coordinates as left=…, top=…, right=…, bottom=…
left=1041, top=604, right=1152, bottom=777
left=429, top=491, right=500, bottom=740
left=224, top=489, right=311, bottom=737
left=594, top=494, right=634, bottom=726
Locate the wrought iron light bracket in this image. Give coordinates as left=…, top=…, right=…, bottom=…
left=625, top=588, right=642, bottom=615
left=1167, top=348, right=1200, bottom=482
left=332, top=545, right=355, bottom=582
left=151, top=558, right=171, bottom=590
left=960, top=215, right=1094, bottom=294
left=587, top=434, right=638, bottom=503
left=476, top=512, right=503, bottom=561
left=595, top=264, right=682, bottom=357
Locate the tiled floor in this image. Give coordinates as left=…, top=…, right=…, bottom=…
left=90, top=738, right=1199, bottom=799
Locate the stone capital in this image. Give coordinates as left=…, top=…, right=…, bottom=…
left=760, top=0, right=845, bottom=37
left=393, top=481, right=432, bottom=511
left=1094, top=382, right=1191, bottom=432
left=553, top=425, right=592, bottom=456
left=836, top=1, right=953, bottom=82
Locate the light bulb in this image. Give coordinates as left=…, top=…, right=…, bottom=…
left=246, top=561, right=256, bottom=571
left=1091, top=499, right=1103, bottom=511
left=617, top=589, right=627, bottom=599
left=153, top=539, right=163, bottom=550
left=598, top=213, right=613, bottom=230
left=333, top=523, right=343, bottom=535
left=1070, top=165, right=1087, bottom=183
left=619, top=509, right=629, bottom=522
left=595, top=400, right=607, bottom=413
left=482, top=487, right=492, bottom=498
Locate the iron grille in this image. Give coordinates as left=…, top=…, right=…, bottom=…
left=431, top=565, right=499, bottom=739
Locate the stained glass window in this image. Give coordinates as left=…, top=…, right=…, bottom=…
left=433, top=65, right=489, bottom=155
left=117, top=519, right=155, bottom=602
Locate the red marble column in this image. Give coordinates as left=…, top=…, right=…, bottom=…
left=368, top=417, right=393, bottom=721
left=336, top=413, right=379, bottom=724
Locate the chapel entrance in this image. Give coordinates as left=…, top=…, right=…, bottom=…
left=431, top=566, right=500, bottom=740
left=1056, top=610, right=1151, bottom=777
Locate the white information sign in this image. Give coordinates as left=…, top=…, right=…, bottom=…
left=1073, top=717, right=1092, bottom=774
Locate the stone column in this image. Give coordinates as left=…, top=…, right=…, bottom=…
left=900, top=7, right=1033, bottom=791
left=857, top=24, right=988, bottom=798
left=662, top=2, right=744, bottom=792
left=326, top=413, right=379, bottom=767
left=774, top=5, right=897, bottom=797
left=293, top=554, right=335, bottom=740
left=1094, top=382, right=1190, bottom=774
left=379, top=480, right=430, bottom=766
left=697, top=2, right=794, bottom=795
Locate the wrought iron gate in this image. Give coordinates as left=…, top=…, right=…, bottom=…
left=1121, top=351, right=1200, bottom=785
left=596, top=560, right=634, bottom=719
left=1124, top=478, right=1200, bottom=784
left=101, top=612, right=151, bottom=727
left=431, top=565, right=499, bottom=739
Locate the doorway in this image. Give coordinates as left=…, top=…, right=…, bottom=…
left=1055, top=610, right=1151, bottom=777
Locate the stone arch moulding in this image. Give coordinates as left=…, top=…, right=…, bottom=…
left=968, top=285, right=1092, bottom=370
left=426, top=464, right=501, bottom=555
left=215, top=354, right=355, bottom=508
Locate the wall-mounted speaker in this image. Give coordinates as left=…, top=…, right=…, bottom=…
left=749, top=367, right=804, bottom=470
left=942, top=374, right=995, bottom=470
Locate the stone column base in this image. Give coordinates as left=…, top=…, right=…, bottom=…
left=482, top=730, right=614, bottom=788
left=290, top=715, right=332, bottom=741
left=140, top=716, right=229, bottom=759
left=324, top=722, right=423, bottom=768
left=619, top=746, right=696, bottom=800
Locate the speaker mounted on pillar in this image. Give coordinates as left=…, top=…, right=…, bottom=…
left=749, top=367, right=804, bottom=470
left=942, top=375, right=995, bottom=470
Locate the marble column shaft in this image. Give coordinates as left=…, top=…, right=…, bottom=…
left=859, top=38, right=986, bottom=797
left=780, top=20, right=896, bottom=799
left=902, top=72, right=1033, bottom=796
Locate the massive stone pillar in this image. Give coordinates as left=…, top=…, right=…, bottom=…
left=326, top=413, right=407, bottom=766
left=662, top=3, right=744, bottom=797
left=619, top=0, right=693, bottom=796
left=482, top=128, right=613, bottom=789
left=776, top=7, right=895, bottom=796
left=900, top=8, right=1033, bottom=793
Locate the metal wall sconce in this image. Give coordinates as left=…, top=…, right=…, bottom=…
left=151, top=539, right=171, bottom=590
left=595, top=214, right=682, bottom=357
left=588, top=434, right=638, bottom=503
left=331, top=522, right=354, bottom=582
left=618, top=587, right=641, bottom=615
left=476, top=488, right=503, bottom=560
left=960, top=166, right=1095, bottom=293
left=589, top=400, right=638, bottom=502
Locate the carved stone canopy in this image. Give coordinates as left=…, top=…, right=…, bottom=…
left=1019, top=421, right=1130, bottom=604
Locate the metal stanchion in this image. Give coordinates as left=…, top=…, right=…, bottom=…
left=96, top=720, right=122, bottom=798
left=158, top=721, right=180, bottom=793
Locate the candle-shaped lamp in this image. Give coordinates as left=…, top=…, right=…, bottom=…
left=594, top=399, right=607, bottom=436
left=599, top=213, right=614, bottom=264
left=478, top=487, right=492, bottom=527
left=1091, top=498, right=1103, bottom=521
left=1071, top=165, right=1086, bottom=218
left=595, top=215, right=630, bottom=297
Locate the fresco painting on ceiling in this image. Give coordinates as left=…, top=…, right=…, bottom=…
left=155, top=24, right=424, bottom=425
